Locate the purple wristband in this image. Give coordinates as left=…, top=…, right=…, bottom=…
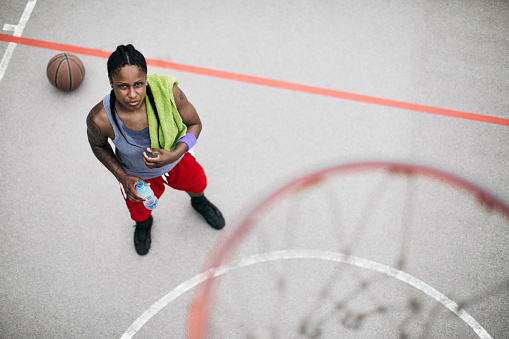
left=177, top=133, right=197, bottom=152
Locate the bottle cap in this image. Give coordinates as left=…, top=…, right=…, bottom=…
left=136, top=181, right=144, bottom=189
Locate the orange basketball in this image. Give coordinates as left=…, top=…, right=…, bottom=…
left=46, top=53, right=85, bottom=91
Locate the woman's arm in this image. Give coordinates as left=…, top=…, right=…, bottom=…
left=143, top=85, right=203, bottom=168
left=173, top=84, right=202, bottom=139
left=86, top=102, right=145, bottom=202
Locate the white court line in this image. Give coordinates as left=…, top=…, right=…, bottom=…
left=121, top=250, right=492, bottom=339
left=0, top=0, right=38, bottom=84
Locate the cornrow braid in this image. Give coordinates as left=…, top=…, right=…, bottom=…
left=144, top=84, right=162, bottom=149
left=146, top=84, right=161, bottom=133
left=107, top=44, right=147, bottom=79
left=109, top=89, right=117, bottom=124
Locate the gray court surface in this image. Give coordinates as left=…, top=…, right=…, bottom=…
left=1, top=1, right=508, bottom=338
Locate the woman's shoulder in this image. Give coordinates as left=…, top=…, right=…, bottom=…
left=86, top=100, right=114, bottom=138
left=87, top=100, right=106, bottom=120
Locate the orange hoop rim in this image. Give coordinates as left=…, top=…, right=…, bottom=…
left=187, top=161, right=509, bottom=339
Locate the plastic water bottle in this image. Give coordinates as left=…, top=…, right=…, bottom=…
left=136, top=181, right=158, bottom=210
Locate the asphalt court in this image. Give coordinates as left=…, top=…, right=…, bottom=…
left=1, top=1, right=508, bottom=338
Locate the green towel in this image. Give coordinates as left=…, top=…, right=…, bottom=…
left=146, top=74, right=187, bottom=151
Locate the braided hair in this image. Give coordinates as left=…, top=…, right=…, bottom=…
left=107, top=44, right=161, bottom=147
left=107, top=44, right=147, bottom=78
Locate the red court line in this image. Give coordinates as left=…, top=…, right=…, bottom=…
left=2, top=33, right=508, bottom=126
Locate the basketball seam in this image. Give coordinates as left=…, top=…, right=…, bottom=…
left=54, top=58, right=67, bottom=90
left=68, top=58, right=85, bottom=81
left=47, top=54, right=65, bottom=86
left=46, top=56, right=61, bottom=71
left=64, top=53, right=72, bottom=91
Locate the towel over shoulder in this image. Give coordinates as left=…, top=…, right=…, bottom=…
left=146, top=74, right=188, bottom=151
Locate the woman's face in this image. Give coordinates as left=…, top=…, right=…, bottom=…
left=109, top=65, right=147, bottom=112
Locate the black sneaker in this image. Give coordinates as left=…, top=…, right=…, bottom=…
left=191, top=196, right=225, bottom=230
left=134, top=215, right=153, bottom=255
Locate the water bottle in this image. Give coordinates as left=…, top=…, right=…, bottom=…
left=136, top=181, right=158, bottom=210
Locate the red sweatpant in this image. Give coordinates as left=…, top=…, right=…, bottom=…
left=122, top=153, right=207, bottom=222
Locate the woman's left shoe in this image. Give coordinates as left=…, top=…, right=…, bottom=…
left=191, top=196, right=225, bottom=230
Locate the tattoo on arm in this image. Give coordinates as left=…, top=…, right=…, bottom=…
left=86, top=115, right=105, bottom=146
left=86, top=110, right=126, bottom=181
left=178, top=87, right=187, bottom=102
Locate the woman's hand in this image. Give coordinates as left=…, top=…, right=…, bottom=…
left=143, top=144, right=187, bottom=169
left=119, top=174, right=147, bottom=202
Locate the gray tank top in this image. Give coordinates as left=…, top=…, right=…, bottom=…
left=103, top=94, right=183, bottom=179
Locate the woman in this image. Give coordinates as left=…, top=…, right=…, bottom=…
left=86, top=44, right=224, bottom=256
